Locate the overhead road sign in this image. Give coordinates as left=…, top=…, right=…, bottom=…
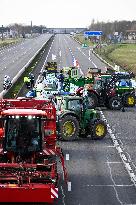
left=82, top=43, right=88, bottom=48
left=84, top=31, right=103, bottom=36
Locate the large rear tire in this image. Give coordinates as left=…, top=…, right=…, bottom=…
left=89, top=120, right=107, bottom=140
left=59, top=115, right=79, bottom=141
left=108, top=96, right=122, bottom=110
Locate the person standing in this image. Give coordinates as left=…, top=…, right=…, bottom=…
left=57, top=70, right=64, bottom=94
left=29, top=73, right=35, bottom=88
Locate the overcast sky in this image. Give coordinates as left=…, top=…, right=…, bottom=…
left=1, top=0, right=136, bottom=28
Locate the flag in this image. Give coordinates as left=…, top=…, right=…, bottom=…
left=52, top=54, right=56, bottom=60
left=73, top=58, right=80, bottom=68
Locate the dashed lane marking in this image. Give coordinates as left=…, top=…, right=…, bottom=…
left=61, top=186, right=66, bottom=205
left=88, top=184, right=134, bottom=187
left=66, top=154, right=69, bottom=161
left=106, top=161, right=122, bottom=164
left=107, top=159, right=124, bottom=205
left=100, top=109, right=136, bottom=187
left=68, top=181, right=72, bottom=191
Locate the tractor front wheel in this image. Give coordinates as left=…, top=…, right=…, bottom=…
left=124, top=93, right=135, bottom=107
left=108, top=96, right=122, bottom=110
left=90, top=120, right=107, bottom=140
left=59, top=115, right=79, bottom=141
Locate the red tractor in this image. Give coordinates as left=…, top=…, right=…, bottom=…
left=0, top=98, right=67, bottom=203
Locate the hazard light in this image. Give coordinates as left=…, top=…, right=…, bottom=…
left=0, top=128, right=4, bottom=138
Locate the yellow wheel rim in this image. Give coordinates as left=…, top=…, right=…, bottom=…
left=63, top=121, right=75, bottom=137
left=95, top=124, right=105, bottom=137
left=127, top=96, right=135, bottom=105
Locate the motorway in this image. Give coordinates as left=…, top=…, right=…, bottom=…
left=2, top=34, right=136, bottom=204
left=0, top=34, right=52, bottom=91
left=39, top=34, right=136, bottom=205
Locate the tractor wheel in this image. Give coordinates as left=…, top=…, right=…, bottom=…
left=108, top=96, right=122, bottom=110
left=59, top=115, right=79, bottom=141
left=90, top=120, right=107, bottom=140
left=124, top=94, right=135, bottom=107
left=88, top=93, right=98, bottom=109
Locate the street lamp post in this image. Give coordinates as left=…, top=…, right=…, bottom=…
left=2, top=25, right=4, bottom=41
left=31, top=21, right=33, bottom=37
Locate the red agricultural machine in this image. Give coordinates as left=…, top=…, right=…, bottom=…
left=0, top=98, right=67, bottom=203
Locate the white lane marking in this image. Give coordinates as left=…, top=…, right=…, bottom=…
left=100, top=109, right=136, bottom=187
left=66, top=35, right=97, bottom=68
left=107, top=160, right=124, bottom=205
left=106, top=161, right=122, bottom=164
left=68, top=181, right=72, bottom=191
left=61, top=185, right=66, bottom=205
left=66, top=154, right=69, bottom=161
left=63, top=37, right=84, bottom=76
left=89, top=49, right=91, bottom=61
left=88, top=184, right=134, bottom=187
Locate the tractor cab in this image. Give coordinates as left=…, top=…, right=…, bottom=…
left=62, top=66, right=79, bottom=79
left=4, top=115, right=42, bottom=155
left=45, top=62, right=57, bottom=74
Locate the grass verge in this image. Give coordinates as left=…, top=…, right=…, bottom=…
left=94, top=43, right=136, bottom=74
left=0, top=38, right=22, bottom=47
left=74, top=34, right=94, bottom=46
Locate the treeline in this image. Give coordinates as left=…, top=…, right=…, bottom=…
left=9, top=23, right=46, bottom=34
left=0, top=23, right=46, bottom=36
left=89, top=20, right=136, bottom=36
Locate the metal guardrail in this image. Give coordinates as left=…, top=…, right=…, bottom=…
left=122, top=40, right=136, bottom=44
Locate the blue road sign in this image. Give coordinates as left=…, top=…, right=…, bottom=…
left=84, top=31, right=103, bottom=36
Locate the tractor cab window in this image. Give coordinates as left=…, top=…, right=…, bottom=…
left=116, top=79, right=132, bottom=87
left=93, top=79, right=103, bottom=89
left=5, top=116, right=42, bottom=153
left=56, top=98, right=65, bottom=110
left=67, top=99, right=82, bottom=111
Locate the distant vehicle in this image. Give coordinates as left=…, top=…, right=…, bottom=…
left=3, top=75, right=12, bottom=90
left=70, top=32, right=75, bottom=36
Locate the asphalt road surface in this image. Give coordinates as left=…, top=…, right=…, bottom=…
left=0, top=34, right=52, bottom=91
left=40, top=34, right=136, bottom=205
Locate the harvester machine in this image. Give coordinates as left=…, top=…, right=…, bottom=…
left=0, top=98, right=67, bottom=203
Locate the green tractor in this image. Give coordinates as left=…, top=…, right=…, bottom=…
left=56, top=95, right=107, bottom=141
left=87, top=72, right=136, bottom=110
